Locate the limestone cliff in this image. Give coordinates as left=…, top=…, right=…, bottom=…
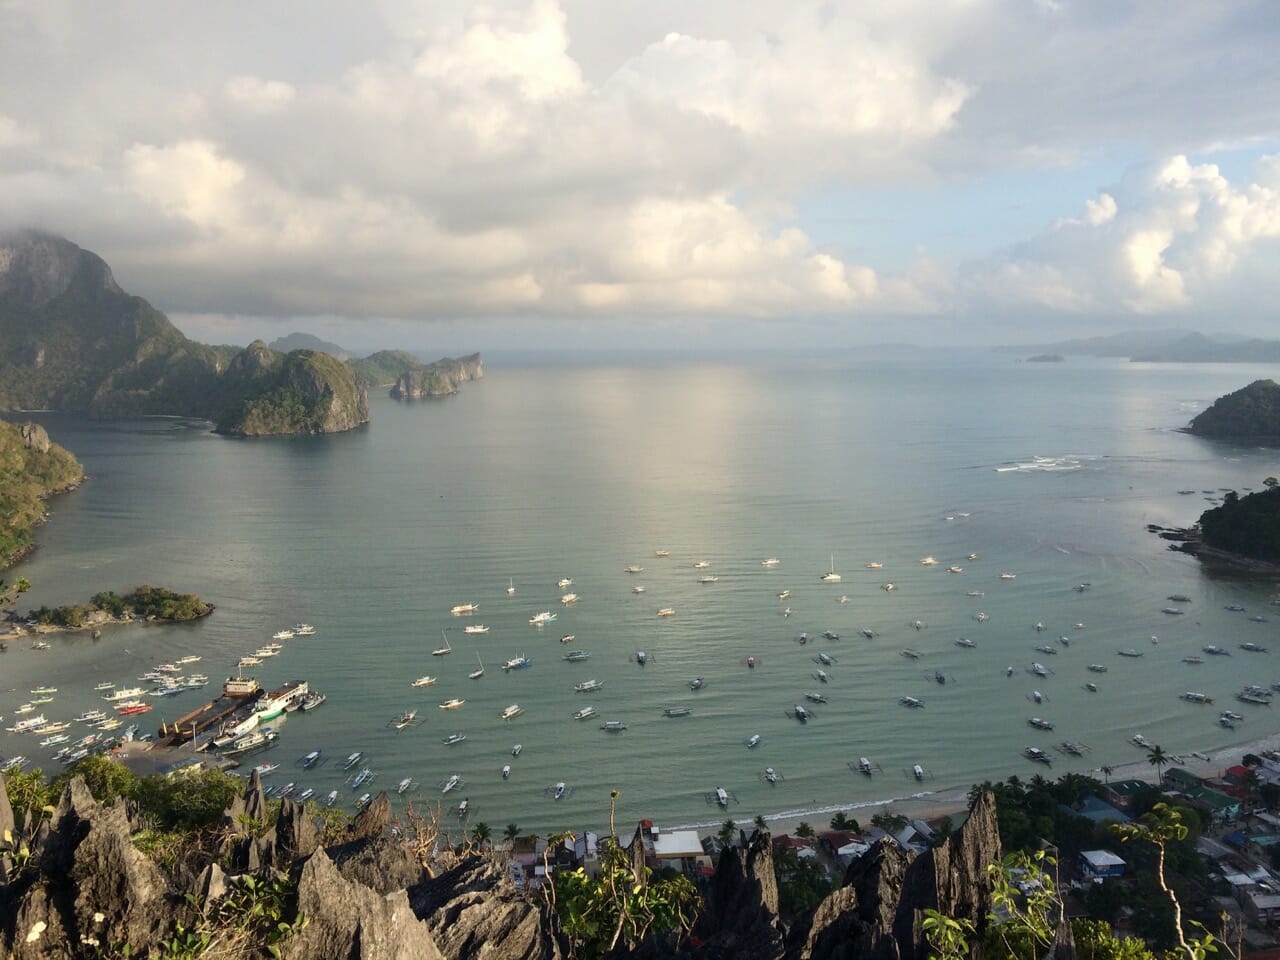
left=215, top=343, right=369, bottom=436
left=391, top=354, right=484, bottom=399
left=0, top=418, right=84, bottom=568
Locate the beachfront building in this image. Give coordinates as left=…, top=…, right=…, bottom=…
left=1099, top=779, right=1151, bottom=812
left=1162, top=767, right=1243, bottom=823
left=1079, top=850, right=1126, bottom=881
left=627, top=820, right=711, bottom=875
left=1058, top=795, right=1130, bottom=825
left=822, top=829, right=872, bottom=866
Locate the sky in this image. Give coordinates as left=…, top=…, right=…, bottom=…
left=2, top=0, right=1278, bottom=352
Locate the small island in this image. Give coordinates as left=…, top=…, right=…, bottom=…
left=1025, top=353, right=1064, bottom=363
left=6, top=584, right=213, bottom=636
left=1186, top=379, right=1280, bottom=445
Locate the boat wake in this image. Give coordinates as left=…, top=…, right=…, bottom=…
left=993, top=454, right=1097, bottom=474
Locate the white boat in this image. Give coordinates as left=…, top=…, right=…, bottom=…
left=763, top=767, right=780, bottom=783
left=411, top=675, right=437, bottom=687
left=93, top=681, right=115, bottom=691
left=1181, top=692, right=1214, bottom=704
left=341, top=752, right=363, bottom=770
left=512, top=743, right=523, bottom=757
left=297, top=788, right=315, bottom=803
left=575, top=678, right=604, bottom=692
left=1028, top=717, right=1054, bottom=730
left=394, top=710, right=418, bottom=730
left=562, top=650, right=589, bottom=662
left=502, top=764, right=511, bottom=779
left=272, top=630, right=295, bottom=640
left=253, top=647, right=280, bottom=657
left=715, top=787, right=729, bottom=808
left=560, top=593, right=578, bottom=604
left=792, top=703, right=810, bottom=721
left=1024, top=746, right=1053, bottom=765
left=805, top=691, right=827, bottom=703
left=655, top=549, right=670, bottom=557
left=635, top=650, right=647, bottom=665
left=865, top=561, right=884, bottom=569
left=506, top=578, right=516, bottom=595
left=442, top=774, right=462, bottom=794
left=573, top=706, right=597, bottom=720
left=913, top=764, right=926, bottom=781
left=625, top=565, right=644, bottom=574
left=698, top=576, right=719, bottom=583
left=947, top=566, right=963, bottom=574
left=501, top=704, right=523, bottom=720
left=689, top=677, right=705, bottom=690
left=663, top=706, right=691, bottom=717
left=632, top=585, right=646, bottom=593
left=899, top=696, right=924, bottom=708
left=176, top=655, right=201, bottom=664
left=657, top=607, right=675, bottom=617
left=294, top=624, right=316, bottom=635
left=777, top=590, right=792, bottom=600
left=253, top=762, right=280, bottom=777
left=326, top=790, right=339, bottom=807
left=1000, top=573, right=1017, bottom=580
left=464, top=624, right=490, bottom=634
left=557, top=578, right=573, bottom=588
left=761, top=558, right=781, bottom=567
left=601, top=720, right=627, bottom=732
left=529, top=611, right=557, bottom=625
left=919, top=556, right=937, bottom=566
left=432, top=632, right=452, bottom=656
left=443, top=733, right=467, bottom=745
left=745, top=734, right=762, bottom=749
left=439, top=698, right=465, bottom=710
left=356, top=792, right=372, bottom=809
left=502, top=655, right=531, bottom=671
left=858, top=757, right=874, bottom=775
left=554, top=781, right=567, bottom=800
left=450, top=603, right=478, bottom=615
left=74, top=710, right=107, bottom=723
left=470, top=654, right=485, bottom=679
left=238, top=657, right=262, bottom=667
left=955, top=637, right=976, bottom=648
left=820, top=555, right=841, bottom=583
left=103, top=687, right=145, bottom=701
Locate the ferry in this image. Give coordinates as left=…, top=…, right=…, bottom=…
left=500, top=704, right=523, bottom=720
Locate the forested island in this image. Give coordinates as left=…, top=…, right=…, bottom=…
left=0, top=232, right=481, bottom=436
left=0, top=419, right=83, bottom=568
left=1197, top=483, right=1280, bottom=565
left=8, top=584, right=213, bottom=632
left=1186, top=379, right=1280, bottom=444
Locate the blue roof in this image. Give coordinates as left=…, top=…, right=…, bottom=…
left=1060, top=796, right=1131, bottom=824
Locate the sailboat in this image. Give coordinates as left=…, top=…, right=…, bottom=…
left=820, top=554, right=841, bottom=583
left=469, top=654, right=485, bottom=679
left=506, top=578, right=515, bottom=596
left=432, top=630, right=452, bottom=656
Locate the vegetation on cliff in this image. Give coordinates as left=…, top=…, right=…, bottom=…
left=27, top=584, right=213, bottom=628
left=346, top=349, right=423, bottom=387
left=215, top=346, right=368, bottom=436
left=1197, top=482, right=1280, bottom=563
left=0, top=418, right=83, bottom=567
left=389, top=353, right=483, bottom=399
left=1187, top=379, right=1280, bottom=444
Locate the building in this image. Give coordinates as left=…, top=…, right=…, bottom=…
left=1079, top=850, right=1126, bottom=881
left=1099, top=779, right=1150, bottom=812
left=1163, top=767, right=1243, bottom=823
left=1059, top=795, right=1130, bottom=825
left=627, top=821, right=711, bottom=875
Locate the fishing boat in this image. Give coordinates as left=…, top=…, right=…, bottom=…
left=805, top=692, right=828, bottom=703
left=574, top=678, right=604, bottom=693
left=439, top=698, right=465, bottom=710
left=1024, top=746, right=1053, bottom=765
left=814, top=669, right=829, bottom=683
left=394, top=710, right=418, bottom=730
left=297, top=788, right=315, bottom=803
left=300, top=692, right=326, bottom=711
left=470, top=655, right=485, bottom=679
left=116, top=702, right=152, bottom=716
left=411, top=675, right=437, bottom=687
left=351, top=768, right=374, bottom=788
left=1241, top=642, right=1269, bottom=653
left=715, top=787, right=730, bottom=807
left=272, top=629, right=295, bottom=640
left=500, top=704, right=523, bottom=720
left=601, top=720, right=627, bottom=732
left=502, top=655, right=531, bottom=671
left=663, top=706, right=691, bottom=718
left=955, top=637, right=976, bottom=648
left=450, top=603, right=478, bottom=615
left=464, top=624, right=490, bottom=634
left=93, top=681, right=115, bottom=691
left=562, top=650, right=590, bottom=662
left=341, top=752, right=363, bottom=770
left=698, top=575, right=718, bottom=583
left=1087, top=664, right=1108, bottom=673
left=1203, top=645, right=1231, bottom=656
left=858, top=757, right=875, bottom=775
left=573, top=706, right=597, bottom=721
left=529, top=611, right=557, bottom=625
left=792, top=703, right=810, bottom=722
left=74, top=710, right=107, bottom=723
left=356, top=793, right=372, bottom=809
left=441, top=773, right=462, bottom=794
left=443, top=733, right=467, bottom=745
left=30, top=685, right=57, bottom=696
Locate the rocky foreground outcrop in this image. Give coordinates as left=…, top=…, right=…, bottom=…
left=0, top=772, right=1000, bottom=960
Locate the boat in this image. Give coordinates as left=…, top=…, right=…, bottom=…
left=450, top=603, right=479, bottom=615
left=601, top=721, right=627, bottom=732
left=297, top=788, right=315, bottom=803
left=439, top=698, right=465, bottom=710
left=1087, top=664, right=1108, bottom=673
left=511, top=744, right=523, bottom=757
left=351, top=768, right=374, bottom=788
left=356, top=793, right=372, bottom=809
left=557, top=578, right=573, bottom=588
left=300, top=751, right=321, bottom=768
left=1181, top=692, right=1214, bottom=704
left=294, top=624, right=316, bottom=635
left=411, top=675, right=437, bottom=687
left=1168, top=594, right=1191, bottom=603
left=1182, top=656, right=1204, bottom=665
left=103, top=687, right=146, bottom=701
left=1162, top=607, right=1185, bottom=615
left=272, top=630, right=295, bottom=640
left=919, top=556, right=937, bottom=566
left=507, top=578, right=516, bottom=595
left=1237, top=689, right=1273, bottom=706
left=663, top=706, right=691, bottom=718
left=805, top=691, right=827, bottom=703
left=1024, top=746, right=1053, bottom=765
left=632, top=585, right=646, bottom=593
left=93, top=681, right=115, bottom=691
left=443, top=733, right=467, bottom=745
left=899, top=696, right=924, bottom=708
left=974, top=611, right=989, bottom=621
left=501, top=704, right=523, bottom=720
left=432, top=632, right=452, bottom=656
left=464, top=624, right=490, bottom=634
left=1030, top=661, right=1050, bottom=677
left=253, top=647, right=280, bottom=657
left=820, top=555, right=841, bottom=583
left=1117, top=649, right=1144, bottom=658
left=116, top=702, right=152, bottom=716
left=254, top=762, right=280, bottom=777
left=761, top=557, right=781, bottom=567
left=573, top=706, right=597, bottom=720
left=745, top=734, right=762, bottom=748
left=999, top=573, right=1017, bottom=580
left=792, top=704, right=810, bottom=721
left=814, top=669, right=829, bottom=683
left=529, top=611, right=557, bottom=625
left=1220, top=710, right=1243, bottom=722
left=341, top=752, right=363, bottom=770
left=238, top=657, right=262, bottom=667
left=277, top=783, right=296, bottom=798
left=777, top=590, right=792, bottom=600
left=689, top=677, right=705, bottom=690
left=1034, top=645, right=1058, bottom=655
left=1130, top=734, right=1153, bottom=749
left=858, top=757, right=875, bottom=775
left=502, top=655, right=532, bottom=671
left=442, top=774, right=462, bottom=794
left=1028, top=717, right=1054, bottom=730
left=74, top=710, right=107, bottom=723
left=30, top=685, right=57, bottom=696
left=763, top=767, right=780, bottom=783
left=693, top=560, right=711, bottom=569
left=816, top=652, right=835, bottom=665
left=559, top=635, right=575, bottom=644
left=865, top=561, right=884, bottom=570
left=1220, top=715, right=1238, bottom=729
left=470, top=655, right=485, bottom=679
left=574, top=678, right=604, bottom=693
left=223, top=730, right=276, bottom=754
left=325, top=790, right=339, bottom=807
left=715, top=787, right=730, bottom=807
left=554, top=781, right=567, bottom=800
left=656, top=549, right=670, bottom=558
left=912, top=764, right=926, bottom=781
left=947, top=566, right=963, bottom=574
left=562, top=650, right=590, bottom=662
left=560, top=593, right=578, bottom=604
left=1241, top=642, right=1269, bottom=653
left=1203, top=645, right=1231, bottom=656
left=657, top=607, right=675, bottom=617
left=698, top=575, right=719, bottom=583
left=635, top=651, right=647, bottom=665
left=625, top=565, right=644, bottom=574
left=394, top=710, right=418, bottom=730
left=502, top=765, right=511, bottom=779
left=300, top=692, right=326, bottom=711
left=955, top=637, right=977, bottom=648
left=1058, top=741, right=1086, bottom=757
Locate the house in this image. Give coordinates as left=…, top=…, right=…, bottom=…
left=1079, top=850, right=1126, bottom=881
left=894, top=820, right=934, bottom=853
left=1058, top=795, right=1130, bottom=824
left=1099, top=779, right=1150, bottom=811
left=822, top=829, right=872, bottom=866
left=1244, top=889, right=1280, bottom=927
left=627, top=821, right=710, bottom=875
left=1162, top=768, right=1243, bottom=823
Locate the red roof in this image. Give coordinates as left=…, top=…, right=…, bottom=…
left=773, top=835, right=817, bottom=850
left=822, top=830, right=861, bottom=848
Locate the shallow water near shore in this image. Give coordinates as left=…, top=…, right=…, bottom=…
left=4, top=349, right=1280, bottom=837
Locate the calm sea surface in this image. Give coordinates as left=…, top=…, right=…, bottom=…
left=4, top=349, right=1280, bottom=835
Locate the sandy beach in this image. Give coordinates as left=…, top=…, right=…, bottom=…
left=687, top=729, right=1280, bottom=842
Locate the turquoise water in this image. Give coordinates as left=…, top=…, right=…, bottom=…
left=3, top=349, right=1280, bottom=835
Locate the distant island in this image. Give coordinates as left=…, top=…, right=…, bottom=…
left=0, top=232, right=482, bottom=436
left=1025, top=353, right=1063, bottom=363
left=0, top=418, right=83, bottom=568
left=1185, top=379, right=1280, bottom=445
left=999, top=329, right=1280, bottom=363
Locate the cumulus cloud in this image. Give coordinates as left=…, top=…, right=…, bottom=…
left=0, top=0, right=1276, bottom=334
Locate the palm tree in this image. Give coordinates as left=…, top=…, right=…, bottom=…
left=754, top=814, right=768, bottom=832
left=795, top=821, right=816, bottom=839
left=717, top=818, right=738, bottom=846
left=471, top=821, right=492, bottom=848
left=830, top=811, right=858, bottom=831
left=1148, top=745, right=1171, bottom=781
left=1099, top=765, right=1113, bottom=783
left=504, top=822, right=521, bottom=842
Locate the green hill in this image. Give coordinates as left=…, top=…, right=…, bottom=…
left=1198, top=484, right=1280, bottom=564
left=0, top=418, right=83, bottom=567
left=1186, top=379, right=1280, bottom=444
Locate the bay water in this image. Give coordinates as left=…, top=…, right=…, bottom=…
left=4, top=349, right=1280, bottom=836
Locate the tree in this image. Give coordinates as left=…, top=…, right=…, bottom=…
left=470, top=821, right=492, bottom=848
left=717, top=819, right=738, bottom=846
left=795, top=821, right=815, bottom=839
left=1100, top=765, right=1114, bottom=783
left=1147, top=746, right=1171, bottom=781
left=0, top=576, right=29, bottom=608
left=830, top=811, right=859, bottom=831
left=504, top=822, right=522, bottom=843
left=753, top=814, right=768, bottom=832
